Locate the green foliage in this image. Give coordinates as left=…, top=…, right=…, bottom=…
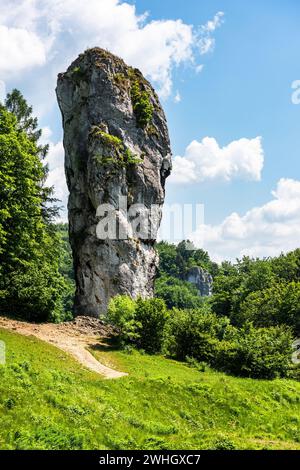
left=164, top=306, right=230, bottom=363
left=107, top=295, right=138, bottom=344
left=0, top=94, right=66, bottom=322
left=113, top=68, right=153, bottom=129
left=238, top=281, right=300, bottom=334
left=152, top=246, right=299, bottom=379
left=211, top=252, right=300, bottom=335
left=95, top=130, right=123, bottom=149
left=154, top=240, right=217, bottom=309
left=123, top=148, right=143, bottom=165
left=92, top=129, right=143, bottom=168
left=156, top=240, right=218, bottom=280
left=213, top=435, right=237, bottom=450
left=130, top=81, right=153, bottom=128
left=129, top=71, right=153, bottom=128
left=155, top=275, right=203, bottom=309
left=107, top=296, right=168, bottom=353
left=134, top=298, right=169, bottom=354
left=156, top=241, right=180, bottom=278
left=271, top=249, right=300, bottom=282
left=164, top=306, right=293, bottom=379
left=3, top=264, right=66, bottom=323
left=5, top=89, right=46, bottom=155
left=1, top=329, right=300, bottom=450
left=4, top=89, right=58, bottom=221
left=214, top=324, right=294, bottom=379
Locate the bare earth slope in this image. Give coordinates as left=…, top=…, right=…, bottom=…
left=0, top=316, right=126, bottom=379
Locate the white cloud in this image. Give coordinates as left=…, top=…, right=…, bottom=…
left=190, top=178, right=300, bottom=262
left=0, top=79, right=5, bottom=102
left=0, top=25, right=46, bottom=77
left=195, top=64, right=204, bottom=73
left=205, top=11, right=225, bottom=32
left=174, top=90, right=181, bottom=103
left=41, top=125, right=52, bottom=143
left=0, top=0, right=224, bottom=100
left=42, top=128, right=68, bottom=218
left=198, top=11, right=224, bottom=55
left=169, top=136, right=264, bottom=184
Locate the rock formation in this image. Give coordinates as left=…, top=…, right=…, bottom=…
left=185, top=267, right=213, bottom=297
left=56, top=48, right=172, bottom=317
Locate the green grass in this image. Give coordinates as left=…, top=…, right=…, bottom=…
left=0, top=328, right=300, bottom=450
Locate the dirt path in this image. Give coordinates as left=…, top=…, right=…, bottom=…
left=0, top=316, right=127, bottom=379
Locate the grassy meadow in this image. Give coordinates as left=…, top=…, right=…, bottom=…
left=0, top=328, right=299, bottom=450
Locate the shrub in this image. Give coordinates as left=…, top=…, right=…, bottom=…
left=134, top=298, right=169, bottom=354
left=107, top=295, right=138, bottom=345
left=108, top=297, right=294, bottom=379
left=164, top=306, right=230, bottom=363
left=164, top=306, right=294, bottom=379
left=213, top=434, right=237, bottom=450
left=107, top=296, right=168, bottom=353
left=214, top=324, right=294, bottom=379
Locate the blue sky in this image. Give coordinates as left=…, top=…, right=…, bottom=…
left=159, top=0, right=300, bottom=217
left=1, top=0, right=300, bottom=260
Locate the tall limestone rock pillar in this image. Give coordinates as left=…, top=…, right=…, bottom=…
left=56, top=48, right=172, bottom=317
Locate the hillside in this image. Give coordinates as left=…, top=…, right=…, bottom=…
left=0, top=328, right=299, bottom=450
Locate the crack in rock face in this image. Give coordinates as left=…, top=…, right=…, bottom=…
left=56, top=48, right=172, bottom=317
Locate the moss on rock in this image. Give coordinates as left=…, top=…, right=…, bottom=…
left=91, top=128, right=143, bottom=168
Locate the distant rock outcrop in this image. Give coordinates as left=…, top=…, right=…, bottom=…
left=56, top=48, right=172, bottom=316
left=185, top=267, right=213, bottom=297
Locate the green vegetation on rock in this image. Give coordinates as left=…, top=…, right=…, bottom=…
left=113, top=68, right=153, bottom=129
left=92, top=128, right=143, bottom=168
left=130, top=78, right=153, bottom=128
left=70, top=66, right=87, bottom=84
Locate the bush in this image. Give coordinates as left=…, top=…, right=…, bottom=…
left=164, top=306, right=294, bottom=379
left=107, top=296, right=169, bottom=353
left=134, top=298, right=169, bottom=354
left=108, top=297, right=294, bottom=379
left=214, top=324, right=294, bottom=379
left=164, top=306, right=230, bottom=363
left=213, top=434, right=237, bottom=450
left=107, top=295, right=138, bottom=345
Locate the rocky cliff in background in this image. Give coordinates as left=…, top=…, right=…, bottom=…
left=56, top=48, right=172, bottom=317
left=185, top=267, right=213, bottom=297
